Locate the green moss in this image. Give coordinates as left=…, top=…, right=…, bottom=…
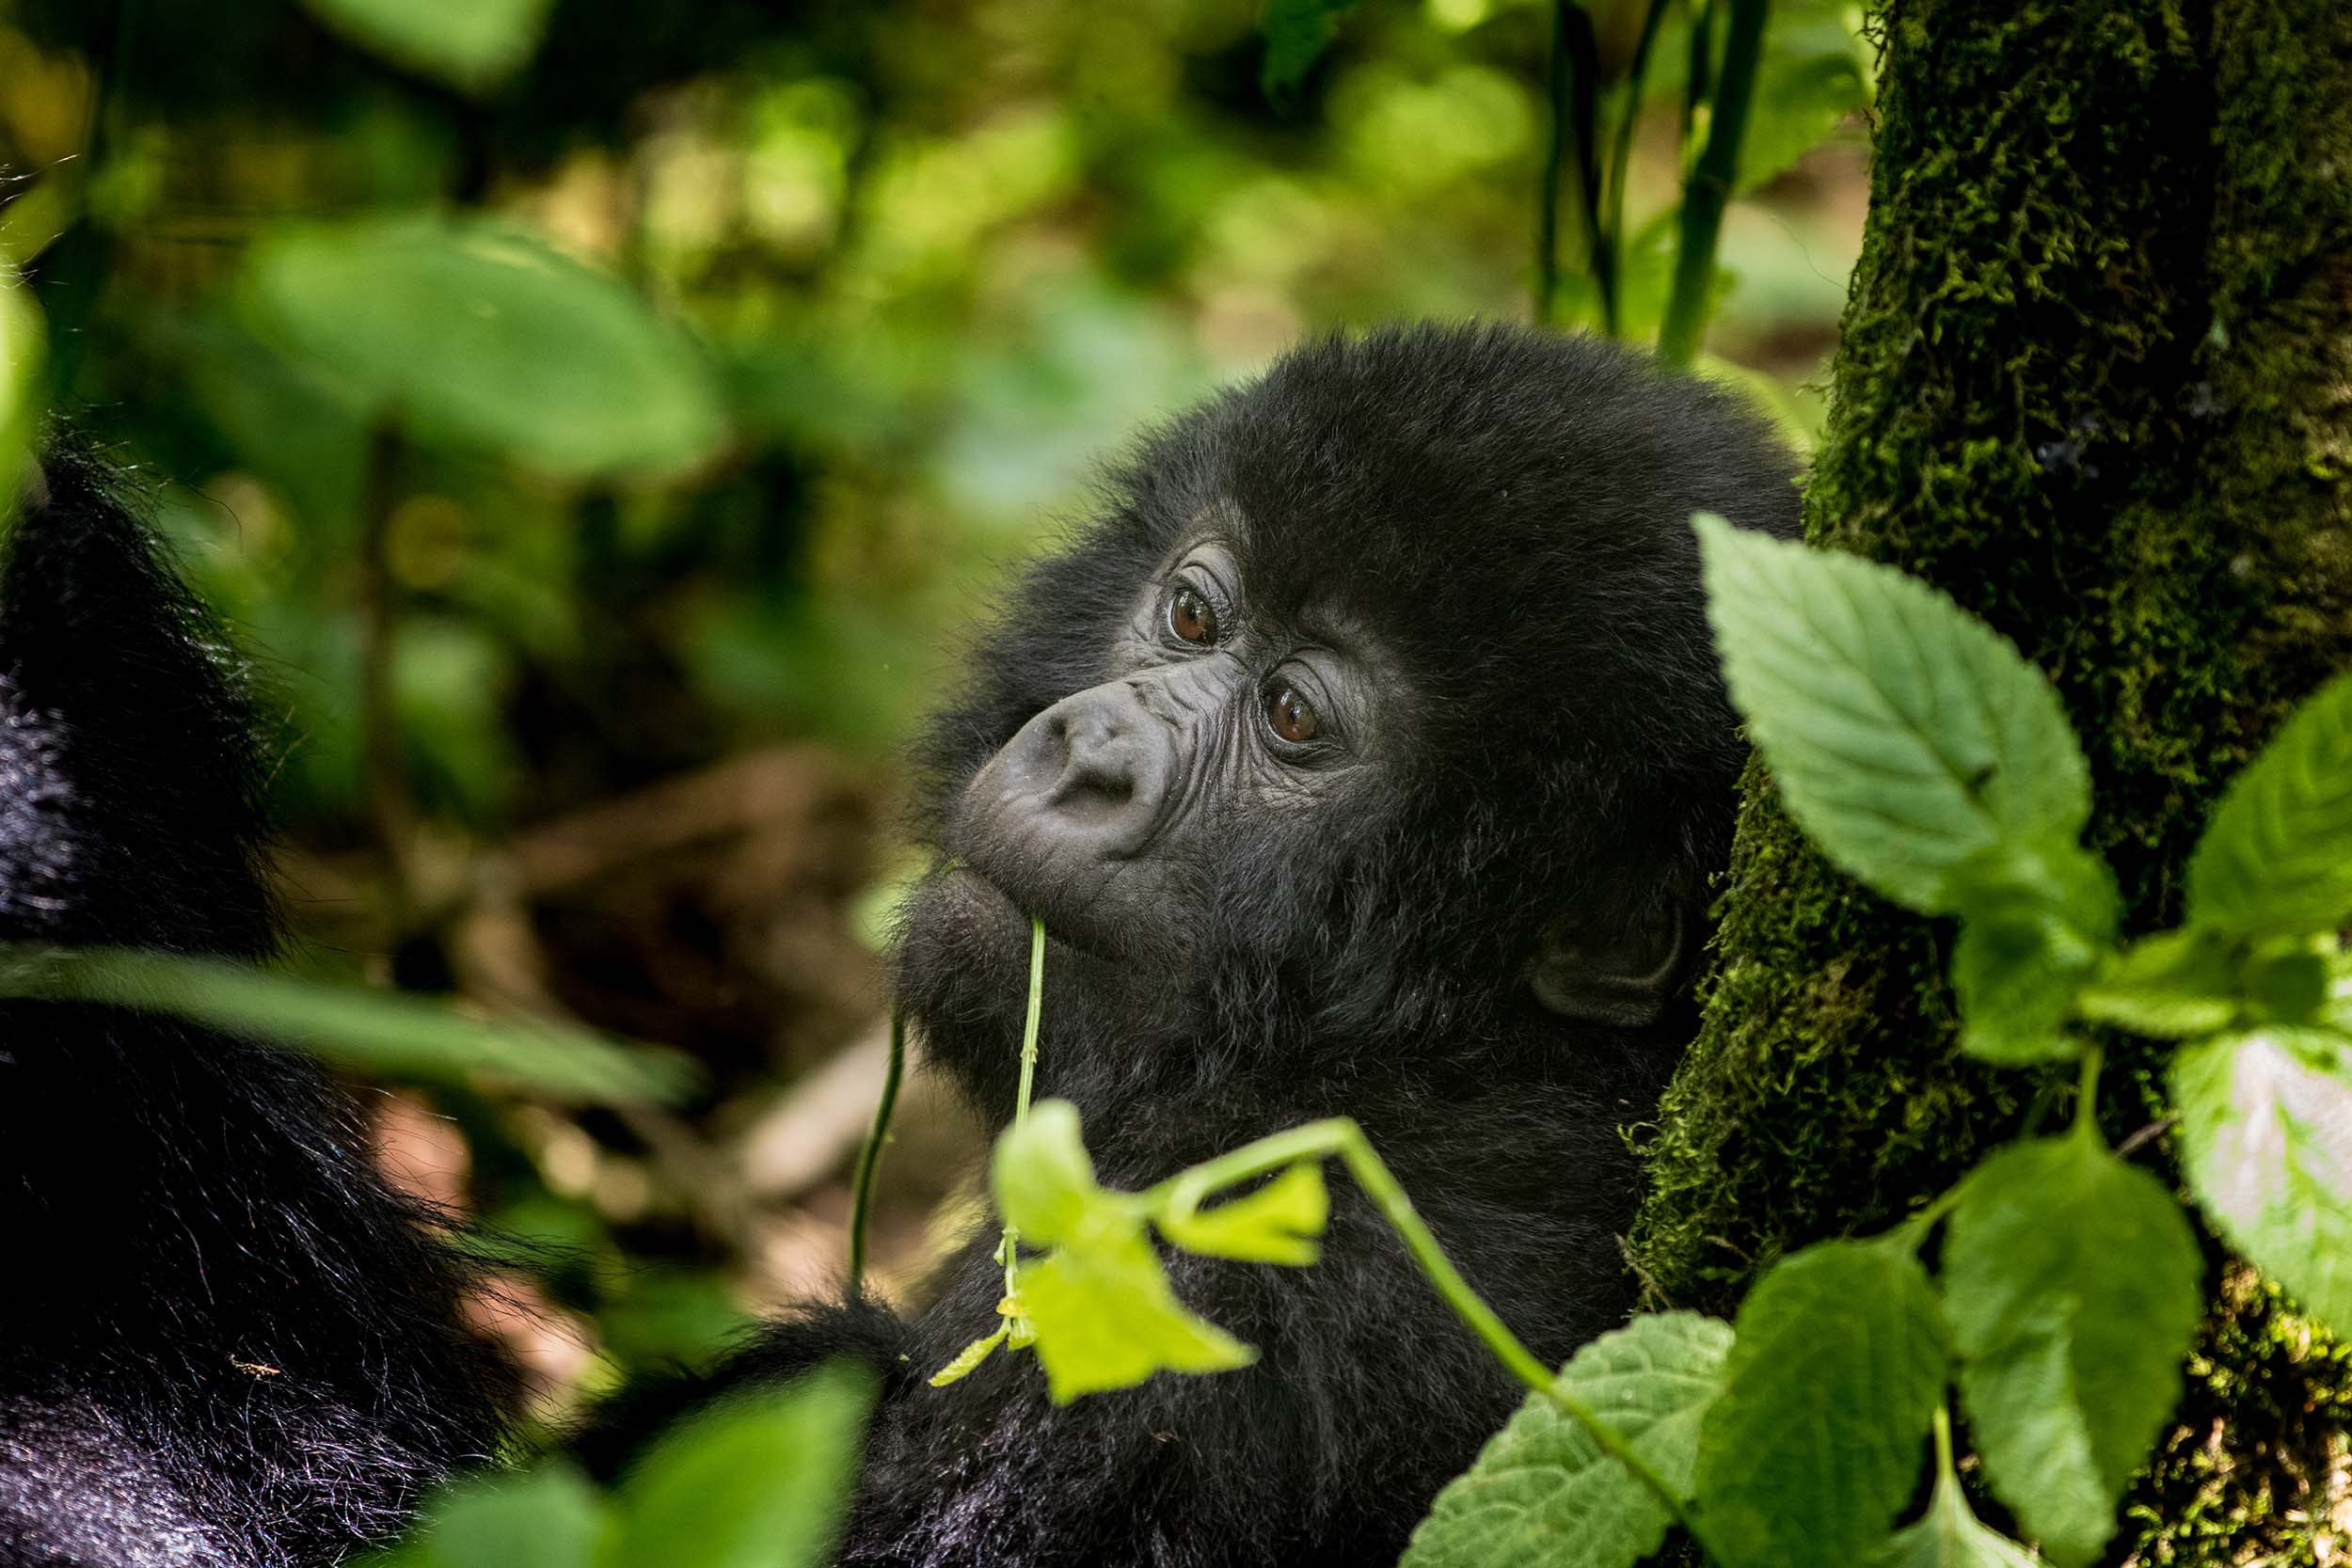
left=1629, top=0, right=2352, bottom=1560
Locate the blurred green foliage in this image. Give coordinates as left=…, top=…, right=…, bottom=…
left=361, top=1364, right=871, bottom=1568
left=0, top=943, right=694, bottom=1099
left=2, top=0, right=1864, bottom=829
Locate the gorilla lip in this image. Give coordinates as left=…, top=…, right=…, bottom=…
left=936, top=861, right=1133, bottom=967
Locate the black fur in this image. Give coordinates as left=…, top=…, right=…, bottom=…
left=599, top=325, right=1802, bottom=1566
left=0, top=444, right=512, bottom=1567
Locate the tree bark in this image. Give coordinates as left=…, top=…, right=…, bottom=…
left=1627, top=1, right=2352, bottom=1559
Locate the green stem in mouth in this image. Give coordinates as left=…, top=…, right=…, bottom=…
left=1000, top=916, right=1048, bottom=1323
left=1015, top=914, right=1046, bottom=1128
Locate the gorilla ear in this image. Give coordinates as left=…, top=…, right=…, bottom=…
left=1529, top=901, right=1689, bottom=1028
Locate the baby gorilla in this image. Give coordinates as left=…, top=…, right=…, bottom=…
left=604, top=323, right=1801, bottom=1567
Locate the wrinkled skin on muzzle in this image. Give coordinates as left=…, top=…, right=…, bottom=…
left=951, top=655, right=1244, bottom=964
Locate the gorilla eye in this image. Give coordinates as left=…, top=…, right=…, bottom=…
left=1265, top=683, right=1321, bottom=746
left=1168, top=584, right=1219, bottom=645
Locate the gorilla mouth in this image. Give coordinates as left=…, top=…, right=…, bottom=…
left=935, top=861, right=1130, bottom=968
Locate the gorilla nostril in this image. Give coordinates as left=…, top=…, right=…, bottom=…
left=1051, top=763, right=1137, bottom=830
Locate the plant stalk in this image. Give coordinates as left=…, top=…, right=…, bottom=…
left=1659, top=0, right=1768, bottom=363
left=1535, top=2, right=1608, bottom=330
left=847, top=1007, right=908, bottom=1288
left=1603, top=0, right=1676, bottom=305
left=1001, top=917, right=1047, bottom=1307
left=1149, top=1118, right=1704, bottom=1540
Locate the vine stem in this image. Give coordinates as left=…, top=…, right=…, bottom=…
left=1144, top=1118, right=1705, bottom=1541
left=2073, top=1043, right=2105, bottom=1142
left=1534, top=2, right=1606, bottom=330
left=847, top=1007, right=907, bottom=1288
left=1602, top=0, right=1675, bottom=313
left=1658, top=0, right=1769, bottom=364
left=1000, top=917, right=1048, bottom=1309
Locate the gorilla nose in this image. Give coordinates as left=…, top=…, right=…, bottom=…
left=981, top=683, right=1171, bottom=860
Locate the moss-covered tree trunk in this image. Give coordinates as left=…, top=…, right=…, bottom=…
left=1628, top=1, right=2352, bottom=1560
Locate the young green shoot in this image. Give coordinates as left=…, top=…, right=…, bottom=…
left=931, top=915, right=1049, bottom=1384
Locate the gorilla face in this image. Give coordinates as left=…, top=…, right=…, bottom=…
left=896, top=324, right=1802, bottom=1132
left=942, top=525, right=1397, bottom=973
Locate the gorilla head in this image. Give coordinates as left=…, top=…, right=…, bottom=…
left=898, top=324, right=1797, bottom=1144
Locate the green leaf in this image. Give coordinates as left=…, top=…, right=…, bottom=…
left=1948, top=842, right=2118, bottom=1065
left=976, top=1098, right=1257, bottom=1401
left=1692, top=1239, right=1949, bottom=1568
left=0, top=280, right=42, bottom=515
left=2175, top=1028, right=2352, bottom=1338
left=1157, top=1162, right=1329, bottom=1265
left=1018, top=1227, right=1256, bottom=1402
left=1736, top=19, right=1871, bottom=196
left=1400, top=1313, right=1733, bottom=1568
left=1694, top=516, right=2090, bottom=915
left=243, top=217, right=727, bottom=479
left=608, top=1364, right=872, bottom=1568
left=0, top=944, right=693, bottom=1103
left=1863, top=1462, right=2044, bottom=1568
left=2246, top=941, right=2332, bottom=1024
left=1944, top=1134, right=2202, bottom=1565
left=994, top=1099, right=1104, bottom=1246
left=2186, top=672, right=2352, bottom=939
left=303, top=0, right=554, bottom=93
left=385, top=1466, right=607, bottom=1568
left=1260, top=0, right=1359, bottom=96
left=2074, top=930, right=2240, bottom=1038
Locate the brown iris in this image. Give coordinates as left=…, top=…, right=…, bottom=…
left=1169, top=584, right=1218, bottom=645
left=1266, top=683, right=1320, bottom=745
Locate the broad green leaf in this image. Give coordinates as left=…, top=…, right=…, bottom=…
left=608, top=1364, right=872, bottom=1568
left=1737, top=18, right=1871, bottom=196
left=377, top=1466, right=606, bottom=1568
left=244, top=217, right=727, bottom=479
left=1694, top=516, right=2090, bottom=915
left=1863, top=1461, right=2044, bottom=1568
left=2075, top=930, right=2239, bottom=1038
left=1400, top=1312, right=1732, bottom=1568
left=1944, top=1135, right=2202, bottom=1565
left=1692, top=1239, right=1949, bottom=1568
left=0, top=944, right=693, bottom=1103
left=1260, top=0, right=1359, bottom=95
left=2186, top=672, right=2352, bottom=938
left=1948, top=843, right=2118, bottom=1065
left=1157, top=1161, right=1329, bottom=1265
left=976, top=1098, right=1256, bottom=1401
left=2244, top=939, right=2331, bottom=1025
left=995, top=1099, right=1106, bottom=1246
left=1018, top=1227, right=1256, bottom=1402
left=303, top=0, right=554, bottom=92
left=0, top=281, right=41, bottom=515
left=2175, top=1029, right=2352, bottom=1338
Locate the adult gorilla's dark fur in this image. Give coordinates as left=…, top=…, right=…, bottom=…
left=0, top=447, right=510, bottom=1567
left=598, top=325, right=1801, bottom=1566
